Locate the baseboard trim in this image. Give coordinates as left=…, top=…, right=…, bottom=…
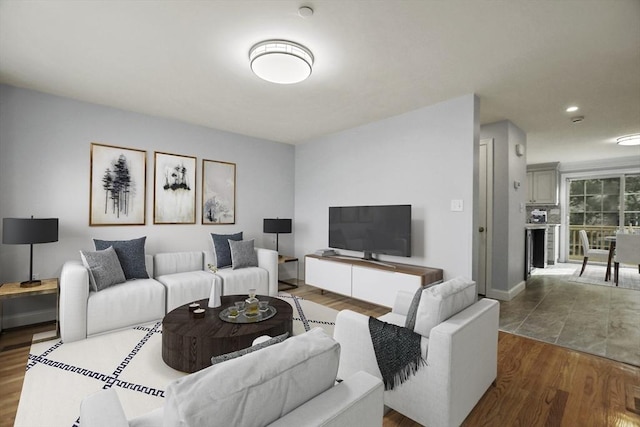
left=486, top=281, right=526, bottom=301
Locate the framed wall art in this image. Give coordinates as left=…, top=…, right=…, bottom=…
left=202, top=159, right=236, bottom=224
left=154, top=151, right=197, bottom=224
left=90, top=143, right=147, bottom=226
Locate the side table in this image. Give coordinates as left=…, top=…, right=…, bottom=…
left=278, top=255, right=299, bottom=289
left=0, top=278, right=59, bottom=342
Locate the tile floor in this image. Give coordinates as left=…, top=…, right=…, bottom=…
left=499, top=264, right=640, bottom=367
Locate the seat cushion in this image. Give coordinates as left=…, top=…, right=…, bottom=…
left=163, top=328, right=339, bottom=427
left=87, top=278, right=165, bottom=336
left=216, top=267, right=268, bottom=295
left=154, top=252, right=204, bottom=277
left=413, top=277, right=477, bottom=338
left=157, top=271, right=216, bottom=312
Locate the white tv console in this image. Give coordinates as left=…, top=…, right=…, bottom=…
left=305, top=254, right=443, bottom=308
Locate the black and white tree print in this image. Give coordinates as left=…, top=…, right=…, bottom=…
left=102, top=155, right=133, bottom=217
left=163, top=163, right=191, bottom=191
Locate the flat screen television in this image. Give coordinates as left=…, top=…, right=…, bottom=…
left=329, top=204, right=411, bottom=260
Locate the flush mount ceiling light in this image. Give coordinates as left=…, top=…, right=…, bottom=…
left=249, top=40, right=314, bottom=84
left=565, top=105, right=579, bottom=112
left=616, top=134, right=640, bottom=146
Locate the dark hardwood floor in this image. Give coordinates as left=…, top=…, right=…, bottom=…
left=1, top=283, right=639, bottom=427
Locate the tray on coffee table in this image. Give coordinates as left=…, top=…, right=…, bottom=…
left=219, top=305, right=277, bottom=323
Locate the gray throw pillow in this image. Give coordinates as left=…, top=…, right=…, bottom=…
left=211, top=332, right=289, bottom=365
left=80, top=246, right=126, bottom=292
left=405, top=279, right=443, bottom=329
left=94, top=236, right=148, bottom=280
left=229, top=239, right=259, bottom=270
left=211, top=232, right=243, bottom=268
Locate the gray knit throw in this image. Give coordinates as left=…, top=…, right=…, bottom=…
left=368, top=317, right=425, bottom=390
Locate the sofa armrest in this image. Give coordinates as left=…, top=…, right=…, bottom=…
left=268, top=371, right=384, bottom=427
left=59, top=261, right=90, bottom=343
left=256, top=248, right=278, bottom=296
left=427, top=298, right=499, bottom=427
left=80, top=388, right=129, bottom=427
left=333, top=310, right=383, bottom=381
left=391, top=290, right=414, bottom=316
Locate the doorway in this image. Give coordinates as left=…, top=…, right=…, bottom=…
left=478, top=138, right=494, bottom=295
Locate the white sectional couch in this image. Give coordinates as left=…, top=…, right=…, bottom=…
left=60, top=247, right=278, bottom=343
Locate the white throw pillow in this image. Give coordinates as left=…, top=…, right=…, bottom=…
left=413, top=277, right=477, bottom=338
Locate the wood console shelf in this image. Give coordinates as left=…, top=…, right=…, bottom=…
left=305, top=254, right=443, bottom=308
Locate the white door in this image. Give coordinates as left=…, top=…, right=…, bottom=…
left=478, top=139, right=493, bottom=295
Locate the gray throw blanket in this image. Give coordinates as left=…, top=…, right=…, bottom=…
left=368, top=317, right=425, bottom=390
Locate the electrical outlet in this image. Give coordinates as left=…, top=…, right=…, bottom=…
left=32, top=273, right=40, bottom=280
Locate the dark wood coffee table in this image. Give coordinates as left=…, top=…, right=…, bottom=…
left=162, top=295, right=293, bottom=373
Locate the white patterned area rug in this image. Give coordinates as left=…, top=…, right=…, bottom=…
left=14, top=293, right=337, bottom=427
left=568, top=265, right=640, bottom=291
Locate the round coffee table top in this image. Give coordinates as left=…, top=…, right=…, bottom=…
left=162, top=295, right=293, bottom=373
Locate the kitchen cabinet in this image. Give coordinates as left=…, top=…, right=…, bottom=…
left=527, top=163, right=559, bottom=205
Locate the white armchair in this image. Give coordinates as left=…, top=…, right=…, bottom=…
left=334, top=279, right=499, bottom=427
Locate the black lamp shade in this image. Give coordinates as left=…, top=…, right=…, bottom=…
left=263, top=218, right=292, bottom=234
left=3, top=218, right=59, bottom=244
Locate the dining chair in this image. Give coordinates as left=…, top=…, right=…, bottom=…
left=613, top=233, right=640, bottom=286
left=578, top=230, right=609, bottom=276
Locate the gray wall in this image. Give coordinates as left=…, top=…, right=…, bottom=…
left=481, top=120, right=527, bottom=297
left=294, top=94, right=479, bottom=280
left=0, top=85, right=295, bottom=327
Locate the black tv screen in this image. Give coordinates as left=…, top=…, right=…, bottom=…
left=329, top=205, right=411, bottom=259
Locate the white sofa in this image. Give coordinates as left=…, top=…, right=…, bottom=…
left=334, top=279, right=499, bottom=427
left=80, top=328, right=385, bottom=427
left=60, top=248, right=278, bottom=343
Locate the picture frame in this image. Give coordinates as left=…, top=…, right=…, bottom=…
left=90, top=143, right=147, bottom=226
left=202, top=159, right=236, bottom=224
left=154, top=151, right=197, bottom=224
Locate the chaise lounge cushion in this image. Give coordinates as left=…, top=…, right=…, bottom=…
left=163, top=328, right=339, bottom=427
left=413, top=277, right=477, bottom=338
left=94, top=236, right=149, bottom=280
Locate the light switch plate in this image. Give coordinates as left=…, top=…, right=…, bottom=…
left=451, top=199, right=464, bottom=212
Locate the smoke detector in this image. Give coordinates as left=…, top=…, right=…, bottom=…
left=571, top=116, right=584, bottom=123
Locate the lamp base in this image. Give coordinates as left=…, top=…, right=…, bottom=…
left=20, top=280, right=42, bottom=288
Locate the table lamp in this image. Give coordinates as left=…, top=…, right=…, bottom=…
left=263, top=218, right=292, bottom=254
left=2, top=217, right=59, bottom=287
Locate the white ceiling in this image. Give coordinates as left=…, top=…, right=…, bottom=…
left=1, top=0, right=639, bottom=164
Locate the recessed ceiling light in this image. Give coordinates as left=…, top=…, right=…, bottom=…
left=566, top=106, right=579, bottom=112
left=616, top=134, right=640, bottom=146
left=249, top=40, right=314, bottom=84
